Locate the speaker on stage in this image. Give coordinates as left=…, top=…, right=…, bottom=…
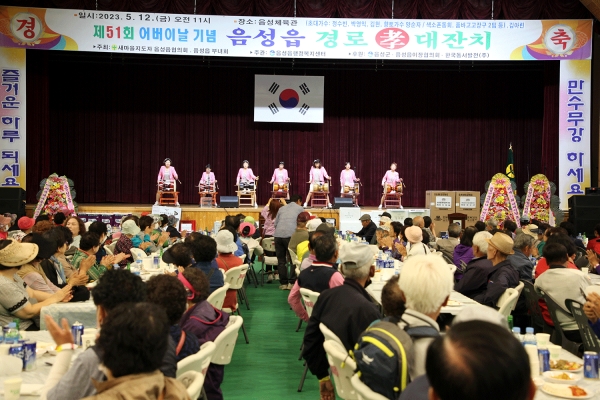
left=219, top=196, right=239, bottom=208
left=568, top=195, right=600, bottom=238
left=333, top=197, right=353, bottom=209
left=0, top=188, right=26, bottom=217
left=585, top=187, right=600, bottom=195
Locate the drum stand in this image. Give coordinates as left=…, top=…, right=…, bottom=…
left=159, top=181, right=179, bottom=206
left=384, top=192, right=403, bottom=209
left=237, top=180, right=258, bottom=208
left=311, top=192, right=329, bottom=208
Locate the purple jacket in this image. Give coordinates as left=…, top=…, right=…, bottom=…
left=180, top=301, right=229, bottom=345
left=453, top=244, right=474, bottom=280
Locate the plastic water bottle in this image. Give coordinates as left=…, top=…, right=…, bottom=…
left=4, top=323, right=19, bottom=344
left=512, top=327, right=522, bottom=343
left=577, top=233, right=583, bottom=242
left=523, top=327, right=536, bottom=346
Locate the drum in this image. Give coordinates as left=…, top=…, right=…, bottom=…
left=273, top=183, right=279, bottom=191
left=385, top=184, right=392, bottom=194
left=354, top=183, right=360, bottom=194
left=312, top=183, right=321, bottom=192
left=323, top=183, right=329, bottom=192
left=240, top=181, right=255, bottom=191
left=396, top=184, right=403, bottom=193
left=200, top=184, right=213, bottom=193
left=282, top=183, right=288, bottom=192
left=344, top=185, right=351, bottom=193
left=159, top=180, right=174, bottom=192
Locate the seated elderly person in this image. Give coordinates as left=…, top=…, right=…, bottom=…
left=147, top=274, right=199, bottom=362
left=114, top=220, right=149, bottom=268
left=375, top=227, right=394, bottom=251
left=486, top=218, right=498, bottom=232
left=398, top=255, right=454, bottom=379
left=87, top=222, right=129, bottom=266
left=303, top=242, right=381, bottom=400
left=42, top=227, right=89, bottom=290
left=184, top=232, right=224, bottom=293
left=454, top=231, right=494, bottom=299
left=239, top=222, right=264, bottom=263
left=295, top=218, right=322, bottom=262
left=18, top=233, right=64, bottom=294
left=381, top=275, right=405, bottom=319
left=41, top=269, right=179, bottom=400
left=507, top=233, right=536, bottom=282
left=289, top=234, right=344, bottom=322
left=348, top=214, right=377, bottom=243
left=423, top=216, right=436, bottom=243
left=84, top=303, right=189, bottom=399
left=433, top=222, right=460, bottom=259
left=137, top=215, right=170, bottom=254
left=179, top=267, right=229, bottom=400
left=453, top=226, right=476, bottom=280
left=289, top=212, right=311, bottom=255
left=404, top=226, right=432, bottom=259
left=9, top=216, right=34, bottom=242
left=72, top=232, right=115, bottom=281
left=0, top=240, right=72, bottom=331
left=473, top=232, right=520, bottom=308
left=584, top=292, right=600, bottom=338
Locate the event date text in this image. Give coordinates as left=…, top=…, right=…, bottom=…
left=78, top=12, right=211, bottom=24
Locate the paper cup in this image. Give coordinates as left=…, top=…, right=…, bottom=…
left=81, top=333, right=96, bottom=350
left=536, top=333, right=550, bottom=348
left=548, top=344, right=562, bottom=360
left=3, top=377, right=22, bottom=400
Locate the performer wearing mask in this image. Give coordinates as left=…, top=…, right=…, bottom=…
left=379, top=162, right=401, bottom=209
left=155, top=158, right=179, bottom=206
left=304, top=159, right=331, bottom=208
left=269, top=161, right=290, bottom=200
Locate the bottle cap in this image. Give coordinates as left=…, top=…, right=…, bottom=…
left=526, top=327, right=534, bottom=333
left=7, top=322, right=15, bottom=328
left=512, top=327, right=521, bottom=333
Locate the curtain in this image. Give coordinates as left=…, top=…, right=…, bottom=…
left=25, top=50, right=556, bottom=208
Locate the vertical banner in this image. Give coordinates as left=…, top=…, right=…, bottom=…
left=0, top=47, right=25, bottom=189
left=559, top=60, right=591, bottom=210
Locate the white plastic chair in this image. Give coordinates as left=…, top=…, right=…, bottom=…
left=497, top=287, right=519, bottom=317
left=177, top=341, right=216, bottom=377
left=319, top=323, right=344, bottom=346
left=212, top=315, right=244, bottom=365
left=323, top=340, right=358, bottom=400
left=260, top=237, right=279, bottom=284
left=105, top=241, right=117, bottom=254
left=222, top=265, right=250, bottom=343
left=299, top=288, right=320, bottom=318
left=238, top=254, right=246, bottom=262
left=177, top=370, right=204, bottom=400
left=515, top=281, right=525, bottom=297
left=449, top=264, right=457, bottom=276
left=129, top=248, right=146, bottom=261
left=207, top=283, right=230, bottom=310
left=104, top=245, right=114, bottom=256
left=351, top=373, right=388, bottom=400
left=288, top=247, right=302, bottom=276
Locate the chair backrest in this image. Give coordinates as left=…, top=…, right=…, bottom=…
left=320, top=323, right=344, bottom=346
left=223, top=264, right=249, bottom=290
left=351, top=373, right=388, bottom=400
left=441, top=253, right=454, bottom=265
left=129, top=248, right=146, bottom=261
left=207, top=283, right=231, bottom=310
left=105, top=241, right=117, bottom=253
left=565, top=299, right=600, bottom=353
left=212, top=315, right=244, bottom=366
left=514, top=281, right=525, bottom=297
left=539, top=289, right=581, bottom=355
left=288, top=247, right=301, bottom=266
left=176, top=370, right=204, bottom=400
left=176, top=341, right=217, bottom=377
left=299, top=288, right=320, bottom=318
left=323, top=340, right=358, bottom=400
left=448, top=264, right=457, bottom=276
left=262, top=237, right=276, bottom=252
left=238, top=254, right=246, bottom=262
left=496, top=288, right=519, bottom=317
left=520, top=280, right=546, bottom=332
left=104, top=245, right=114, bottom=256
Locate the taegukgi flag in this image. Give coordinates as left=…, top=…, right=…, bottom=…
left=254, top=75, right=324, bottom=123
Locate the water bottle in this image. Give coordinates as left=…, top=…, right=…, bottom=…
left=507, top=315, right=514, bottom=330
left=4, top=323, right=19, bottom=344
left=583, top=233, right=588, bottom=246
left=523, top=327, right=536, bottom=346
left=512, top=327, right=522, bottom=344
left=577, top=233, right=583, bottom=242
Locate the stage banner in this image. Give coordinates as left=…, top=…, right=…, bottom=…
left=0, top=7, right=592, bottom=61
left=254, top=75, right=324, bottom=123
left=558, top=60, right=591, bottom=210
left=0, top=47, right=25, bottom=189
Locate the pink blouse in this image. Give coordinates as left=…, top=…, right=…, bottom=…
left=261, top=206, right=276, bottom=236
left=271, top=168, right=289, bottom=184
left=340, top=169, right=357, bottom=186
left=199, top=172, right=216, bottom=185
left=236, top=168, right=257, bottom=184
left=157, top=166, right=178, bottom=182
left=309, top=167, right=330, bottom=183
left=381, top=170, right=400, bottom=185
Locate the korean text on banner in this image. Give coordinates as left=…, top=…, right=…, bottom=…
left=559, top=60, right=591, bottom=210
left=0, top=47, right=25, bottom=189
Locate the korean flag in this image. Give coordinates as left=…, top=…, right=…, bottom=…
left=254, top=75, right=324, bottom=123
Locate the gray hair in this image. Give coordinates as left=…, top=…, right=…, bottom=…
left=341, top=263, right=372, bottom=281
left=513, top=233, right=534, bottom=250
left=473, top=231, right=493, bottom=253
left=486, top=218, right=498, bottom=229
left=375, top=227, right=389, bottom=236
left=448, top=223, right=461, bottom=238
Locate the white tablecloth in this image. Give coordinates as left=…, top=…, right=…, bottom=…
left=39, top=300, right=97, bottom=330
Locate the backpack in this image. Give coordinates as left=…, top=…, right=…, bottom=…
left=351, top=316, right=439, bottom=399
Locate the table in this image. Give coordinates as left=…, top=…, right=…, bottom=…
left=39, top=300, right=97, bottom=330
left=589, top=274, right=600, bottom=285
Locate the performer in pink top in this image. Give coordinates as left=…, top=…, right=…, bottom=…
left=304, top=159, right=332, bottom=208
left=155, top=158, right=179, bottom=206
left=236, top=160, right=258, bottom=190
left=379, top=162, right=401, bottom=209
left=199, top=164, right=217, bottom=189
left=339, top=162, right=358, bottom=193
left=269, top=161, right=290, bottom=200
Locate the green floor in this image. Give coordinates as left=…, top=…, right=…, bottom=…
left=220, top=275, right=322, bottom=399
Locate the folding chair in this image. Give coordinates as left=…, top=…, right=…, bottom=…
left=538, top=289, right=582, bottom=356
left=520, top=280, right=549, bottom=334
left=565, top=299, right=600, bottom=353
left=323, top=340, right=358, bottom=399
left=496, top=288, right=519, bottom=318
left=212, top=316, right=244, bottom=364
left=177, top=341, right=216, bottom=377
left=222, top=265, right=250, bottom=344
left=259, top=237, right=279, bottom=285
left=351, top=373, right=388, bottom=400
left=297, top=288, right=321, bottom=392
left=206, top=283, right=231, bottom=310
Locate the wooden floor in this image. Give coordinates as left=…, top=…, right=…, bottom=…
left=220, top=270, right=321, bottom=399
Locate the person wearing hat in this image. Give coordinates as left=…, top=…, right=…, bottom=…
left=239, top=222, right=264, bottom=266
left=289, top=212, right=311, bottom=257
left=405, top=225, right=432, bottom=260
left=114, top=219, right=143, bottom=268
left=303, top=242, right=381, bottom=400
left=198, top=164, right=217, bottom=190
left=0, top=239, right=72, bottom=330
left=269, top=161, right=290, bottom=200
left=0, top=215, right=12, bottom=240
left=165, top=215, right=182, bottom=239
left=8, top=216, right=35, bottom=242
left=155, top=158, right=179, bottom=206
left=472, top=232, right=520, bottom=308
left=304, top=159, right=332, bottom=208
left=242, top=216, right=261, bottom=240
left=296, top=218, right=324, bottom=262
left=348, top=214, right=377, bottom=243
left=214, top=230, right=244, bottom=311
